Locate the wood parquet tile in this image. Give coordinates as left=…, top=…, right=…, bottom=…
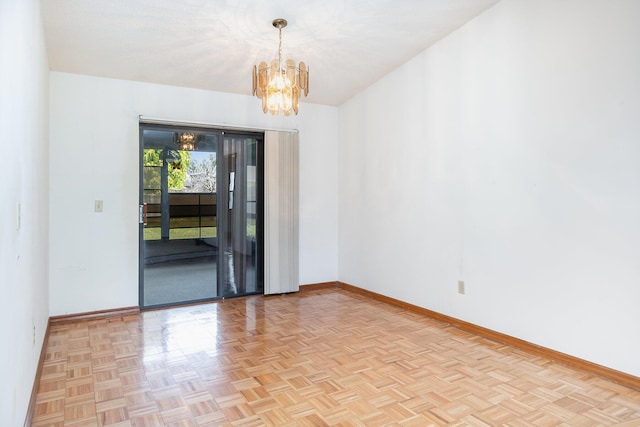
left=31, top=289, right=640, bottom=426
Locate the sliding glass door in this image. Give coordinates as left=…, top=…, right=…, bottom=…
left=139, top=124, right=263, bottom=308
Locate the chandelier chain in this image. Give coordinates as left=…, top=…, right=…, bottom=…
left=278, top=27, right=283, bottom=72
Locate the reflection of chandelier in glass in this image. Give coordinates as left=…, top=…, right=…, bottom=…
left=252, top=19, right=309, bottom=116
left=178, top=132, right=196, bottom=151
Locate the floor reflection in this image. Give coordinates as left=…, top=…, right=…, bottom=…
left=141, top=302, right=221, bottom=366
left=33, top=289, right=640, bottom=426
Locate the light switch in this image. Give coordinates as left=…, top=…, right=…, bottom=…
left=16, top=203, right=21, bottom=230
left=94, top=200, right=104, bottom=213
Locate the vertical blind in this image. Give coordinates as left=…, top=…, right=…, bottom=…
left=264, top=130, right=300, bottom=294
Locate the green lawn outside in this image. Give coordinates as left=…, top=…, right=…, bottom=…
left=144, top=227, right=217, bottom=240
left=143, top=218, right=256, bottom=241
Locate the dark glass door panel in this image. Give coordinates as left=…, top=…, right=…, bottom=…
left=217, top=135, right=262, bottom=297
left=139, top=126, right=263, bottom=308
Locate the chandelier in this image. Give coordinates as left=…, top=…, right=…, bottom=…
left=177, top=132, right=197, bottom=151
left=252, top=19, right=309, bottom=116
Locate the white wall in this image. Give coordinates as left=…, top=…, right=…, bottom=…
left=49, top=73, right=338, bottom=315
left=338, top=0, right=640, bottom=377
left=0, top=0, right=50, bottom=424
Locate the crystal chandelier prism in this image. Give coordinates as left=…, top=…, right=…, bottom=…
left=252, top=19, right=309, bottom=116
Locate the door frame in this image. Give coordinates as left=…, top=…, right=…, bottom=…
left=138, top=123, right=264, bottom=309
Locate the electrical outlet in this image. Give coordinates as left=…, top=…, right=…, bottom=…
left=33, top=325, right=36, bottom=344
left=458, top=280, right=465, bottom=295
left=94, top=200, right=104, bottom=212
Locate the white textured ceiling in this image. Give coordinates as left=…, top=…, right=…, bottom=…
left=41, top=0, right=500, bottom=106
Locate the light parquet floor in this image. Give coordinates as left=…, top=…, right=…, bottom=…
left=32, top=288, right=640, bottom=426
